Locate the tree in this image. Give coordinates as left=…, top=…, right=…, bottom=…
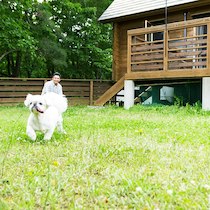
left=30, top=2, right=67, bottom=77
left=49, top=0, right=112, bottom=79
left=0, top=0, right=37, bottom=77
left=0, top=0, right=113, bottom=79
left=71, top=0, right=113, bottom=18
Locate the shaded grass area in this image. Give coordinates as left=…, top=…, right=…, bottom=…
left=0, top=105, right=210, bottom=209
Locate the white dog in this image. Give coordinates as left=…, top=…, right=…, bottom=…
left=24, top=92, right=67, bottom=141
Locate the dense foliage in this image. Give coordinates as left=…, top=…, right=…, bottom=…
left=0, top=0, right=113, bottom=79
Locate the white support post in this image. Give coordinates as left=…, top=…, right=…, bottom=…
left=202, top=77, right=210, bottom=110
left=124, top=80, right=135, bottom=109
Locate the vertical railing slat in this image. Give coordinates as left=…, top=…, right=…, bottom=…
left=127, top=34, right=132, bottom=73
left=207, top=23, right=210, bottom=72
left=164, top=30, right=169, bottom=71
left=89, top=80, right=94, bottom=105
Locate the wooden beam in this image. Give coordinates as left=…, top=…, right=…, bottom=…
left=89, top=80, right=94, bottom=105
left=169, top=39, right=207, bottom=48
left=132, top=64, right=163, bottom=71
left=132, top=43, right=164, bottom=51
left=131, top=60, right=163, bottom=64
left=168, top=57, right=207, bottom=62
left=132, top=39, right=163, bottom=46
left=168, top=34, right=207, bottom=42
left=125, top=69, right=210, bottom=80
left=0, top=86, right=42, bottom=91
left=132, top=53, right=163, bottom=61
left=113, top=23, right=120, bottom=81
left=164, top=30, right=168, bottom=72
left=169, top=50, right=207, bottom=58
left=128, top=17, right=210, bottom=36
left=131, top=49, right=164, bottom=55
left=137, top=80, right=201, bottom=87
left=127, top=35, right=132, bottom=73
left=169, top=45, right=207, bottom=52
left=207, top=23, right=210, bottom=72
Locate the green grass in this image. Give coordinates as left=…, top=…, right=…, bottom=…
left=0, top=105, right=210, bottom=209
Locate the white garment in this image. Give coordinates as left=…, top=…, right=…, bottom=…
left=41, top=80, right=63, bottom=95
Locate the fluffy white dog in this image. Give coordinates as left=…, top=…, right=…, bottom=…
left=24, top=92, right=67, bottom=141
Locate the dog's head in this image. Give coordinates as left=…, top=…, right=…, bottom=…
left=24, top=94, right=48, bottom=114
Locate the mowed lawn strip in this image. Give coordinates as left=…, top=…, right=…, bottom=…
left=0, top=105, right=210, bottom=209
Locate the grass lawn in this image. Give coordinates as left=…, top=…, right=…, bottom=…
left=0, top=104, right=210, bottom=209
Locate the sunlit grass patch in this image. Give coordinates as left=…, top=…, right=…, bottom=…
left=0, top=105, right=210, bottom=209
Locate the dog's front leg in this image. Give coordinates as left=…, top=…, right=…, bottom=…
left=57, top=115, right=66, bottom=134
left=26, top=125, right=36, bottom=141
left=57, top=122, right=65, bottom=133
left=44, top=129, right=54, bottom=140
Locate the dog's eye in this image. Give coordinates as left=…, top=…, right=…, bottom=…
left=30, top=102, right=32, bottom=105
left=39, top=102, right=43, bottom=105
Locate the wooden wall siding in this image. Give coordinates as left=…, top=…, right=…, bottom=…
left=126, top=17, right=210, bottom=80
left=112, top=23, right=120, bottom=81
left=114, top=11, right=196, bottom=81
left=0, top=78, right=113, bottom=105
left=114, top=20, right=145, bottom=80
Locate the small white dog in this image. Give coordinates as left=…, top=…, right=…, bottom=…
left=24, top=92, right=67, bottom=141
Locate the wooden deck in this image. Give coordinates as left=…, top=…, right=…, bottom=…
left=126, top=17, right=210, bottom=80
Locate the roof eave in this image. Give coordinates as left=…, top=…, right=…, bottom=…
left=98, top=9, right=165, bottom=23
left=98, top=0, right=207, bottom=23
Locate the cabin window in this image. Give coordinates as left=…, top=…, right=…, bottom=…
left=191, top=12, right=210, bottom=68
left=145, top=19, right=165, bottom=41
left=192, top=12, right=210, bottom=35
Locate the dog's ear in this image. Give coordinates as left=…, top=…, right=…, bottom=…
left=24, top=94, right=32, bottom=107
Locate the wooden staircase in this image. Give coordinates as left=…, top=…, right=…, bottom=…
left=94, top=76, right=125, bottom=106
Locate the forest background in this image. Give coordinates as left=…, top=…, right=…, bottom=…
left=0, top=0, right=113, bottom=79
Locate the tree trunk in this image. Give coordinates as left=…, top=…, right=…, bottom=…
left=7, top=54, right=11, bottom=76
left=46, top=61, right=54, bottom=77
left=11, top=54, right=15, bottom=77
left=0, top=50, right=17, bottom=62
left=14, top=51, right=21, bottom=77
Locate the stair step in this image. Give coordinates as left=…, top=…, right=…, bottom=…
left=94, top=76, right=125, bottom=106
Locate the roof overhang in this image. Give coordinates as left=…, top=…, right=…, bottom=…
left=99, top=0, right=202, bottom=23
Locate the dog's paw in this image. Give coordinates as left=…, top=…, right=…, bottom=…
left=43, top=135, right=52, bottom=141
left=27, top=131, right=36, bottom=141
left=44, top=131, right=54, bottom=140
left=58, top=129, right=67, bottom=134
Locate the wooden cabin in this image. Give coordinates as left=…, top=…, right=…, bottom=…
left=95, top=0, right=210, bottom=109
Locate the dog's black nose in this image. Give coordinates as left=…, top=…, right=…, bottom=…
left=32, top=103, right=37, bottom=108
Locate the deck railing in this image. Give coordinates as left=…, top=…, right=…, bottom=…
left=127, top=17, right=210, bottom=79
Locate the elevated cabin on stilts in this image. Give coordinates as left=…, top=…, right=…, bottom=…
left=95, top=0, right=210, bottom=109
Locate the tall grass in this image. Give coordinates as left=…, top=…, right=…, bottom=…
left=0, top=105, right=210, bottom=209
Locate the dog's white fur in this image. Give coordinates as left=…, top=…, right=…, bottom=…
left=24, top=92, right=67, bottom=140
